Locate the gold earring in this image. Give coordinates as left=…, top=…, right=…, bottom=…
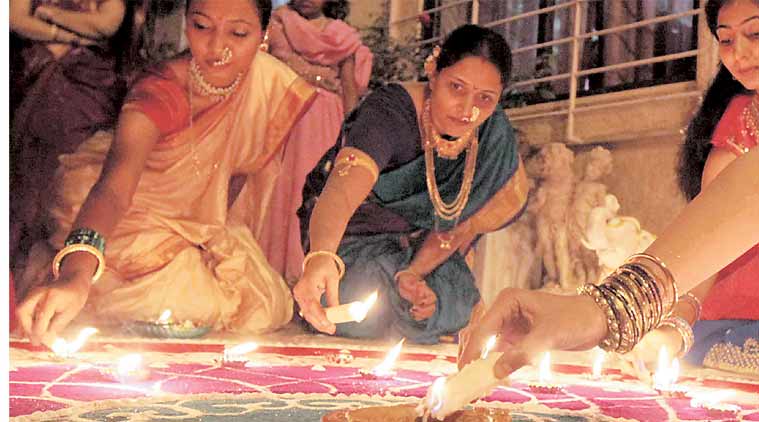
left=259, top=29, right=270, bottom=52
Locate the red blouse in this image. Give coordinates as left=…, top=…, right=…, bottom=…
left=700, top=94, right=759, bottom=321
left=121, top=67, right=191, bottom=137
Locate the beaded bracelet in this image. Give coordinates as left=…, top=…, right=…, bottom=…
left=302, top=251, right=346, bottom=280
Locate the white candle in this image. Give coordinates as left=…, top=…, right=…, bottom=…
left=325, top=291, right=377, bottom=324
left=51, top=327, right=98, bottom=358
left=591, top=349, right=605, bottom=380
left=418, top=351, right=505, bottom=420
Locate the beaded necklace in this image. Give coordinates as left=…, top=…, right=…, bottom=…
left=421, top=98, right=479, bottom=241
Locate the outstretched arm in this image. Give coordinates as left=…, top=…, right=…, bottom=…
left=16, top=109, right=161, bottom=346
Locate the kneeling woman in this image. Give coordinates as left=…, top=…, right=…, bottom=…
left=295, top=25, right=529, bottom=344
left=16, top=0, right=316, bottom=345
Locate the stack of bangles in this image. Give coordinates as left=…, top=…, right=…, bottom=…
left=580, top=253, right=679, bottom=354
left=659, top=316, right=696, bottom=357
left=52, top=228, right=107, bottom=283
left=303, top=250, right=346, bottom=280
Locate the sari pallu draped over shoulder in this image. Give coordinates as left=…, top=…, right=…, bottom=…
left=300, top=101, right=529, bottom=344
left=32, top=52, right=315, bottom=333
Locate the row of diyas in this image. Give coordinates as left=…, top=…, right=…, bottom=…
left=45, top=303, right=742, bottom=421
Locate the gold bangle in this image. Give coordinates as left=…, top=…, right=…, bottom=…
left=52, top=244, right=106, bottom=283
left=394, top=268, right=423, bottom=283
left=680, top=292, right=702, bottom=323
left=626, top=253, right=678, bottom=315
left=659, top=316, right=695, bottom=357
left=50, top=24, right=59, bottom=41
left=302, top=250, right=346, bottom=280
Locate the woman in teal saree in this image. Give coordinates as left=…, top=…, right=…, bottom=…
left=295, top=25, right=529, bottom=344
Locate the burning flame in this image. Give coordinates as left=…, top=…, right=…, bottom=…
left=117, top=354, right=144, bottom=376
left=348, top=291, right=378, bottom=322
left=428, top=377, right=446, bottom=414
left=224, top=342, right=258, bottom=361
left=592, top=349, right=605, bottom=379
left=538, top=352, right=552, bottom=383
left=156, top=309, right=172, bottom=324
left=372, top=338, right=405, bottom=376
left=653, top=346, right=679, bottom=388
left=481, top=335, right=497, bottom=360
left=51, top=327, right=98, bottom=357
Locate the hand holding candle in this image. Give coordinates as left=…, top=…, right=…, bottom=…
left=418, top=335, right=505, bottom=420
left=325, top=291, right=378, bottom=324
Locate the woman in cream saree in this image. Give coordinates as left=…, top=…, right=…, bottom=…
left=17, top=0, right=315, bottom=340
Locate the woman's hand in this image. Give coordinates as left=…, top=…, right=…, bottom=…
left=16, top=267, right=91, bottom=347
left=458, top=288, right=608, bottom=378
left=396, top=271, right=437, bottom=321
left=617, top=326, right=683, bottom=382
left=293, top=255, right=341, bottom=335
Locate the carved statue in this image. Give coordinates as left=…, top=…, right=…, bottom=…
left=569, top=147, right=613, bottom=286
left=527, top=143, right=575, bottom=290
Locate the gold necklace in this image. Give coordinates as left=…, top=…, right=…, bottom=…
left=422, top=98, right=479, bottom=222
left=423, top=100, right=474, bottom=160
left=189, top=59, right=242, bottom=101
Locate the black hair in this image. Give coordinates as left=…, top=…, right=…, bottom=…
left=437, top=24, right=512, bottom=86
left=186, top=0, right=272, bottom=28
left=323, top=0, right=349, bottom=20
left=677, top=0, right=753, bottom=200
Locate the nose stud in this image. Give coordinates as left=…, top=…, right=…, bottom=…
left=467, top=106, right=480, bottom=123
left=213, top=47, right=233, bottom=67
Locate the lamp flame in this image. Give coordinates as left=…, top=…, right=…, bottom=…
left=156, top=309, right=172, bottom=324
left=538, top=352, right=552, bottom=383
left=372, top=338, right=405, bottom=377
left=592, top=349, right=605, bottom=379
left=653, top=346, right=679, bottom=388
left=481, top=335, right=497, bottom=360
left=117, top=354, right=144, bottom=377
left=349, top=291, right=378, bottom=322
left=51, top=327, right=98, bottom=357
left=428, top=377, right=446, bottom=414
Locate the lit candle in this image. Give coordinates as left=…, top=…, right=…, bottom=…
left=51, top=327, right=98, bottom=358
left=653, top=346, right=687, bottom=398
left=417, top=351, right=505, bottom=419
left=325, top=291, right=378, bottom=324
left=114, top=353, right=151, bottom=383
left=156, top=309, right=172, bottom=324
left=222, top=342, right=258, bottom=366
left=362, top=338, right=405, bottom=379
left=528, top=352, right=562, bottom=394
left=591, top=349, right=605, bottom=380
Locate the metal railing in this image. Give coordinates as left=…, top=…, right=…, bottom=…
left=389, top=0, right=707, bottom=143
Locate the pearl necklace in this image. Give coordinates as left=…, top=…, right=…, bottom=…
left=189, top=59, right=242, bottom=101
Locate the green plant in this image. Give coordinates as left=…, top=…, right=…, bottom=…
left=360, top=14, right=425, bottom=89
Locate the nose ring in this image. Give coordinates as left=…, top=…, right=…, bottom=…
left=468, top=106, right=480, bottom=123
left=213, top=47, right=233, bottom=67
